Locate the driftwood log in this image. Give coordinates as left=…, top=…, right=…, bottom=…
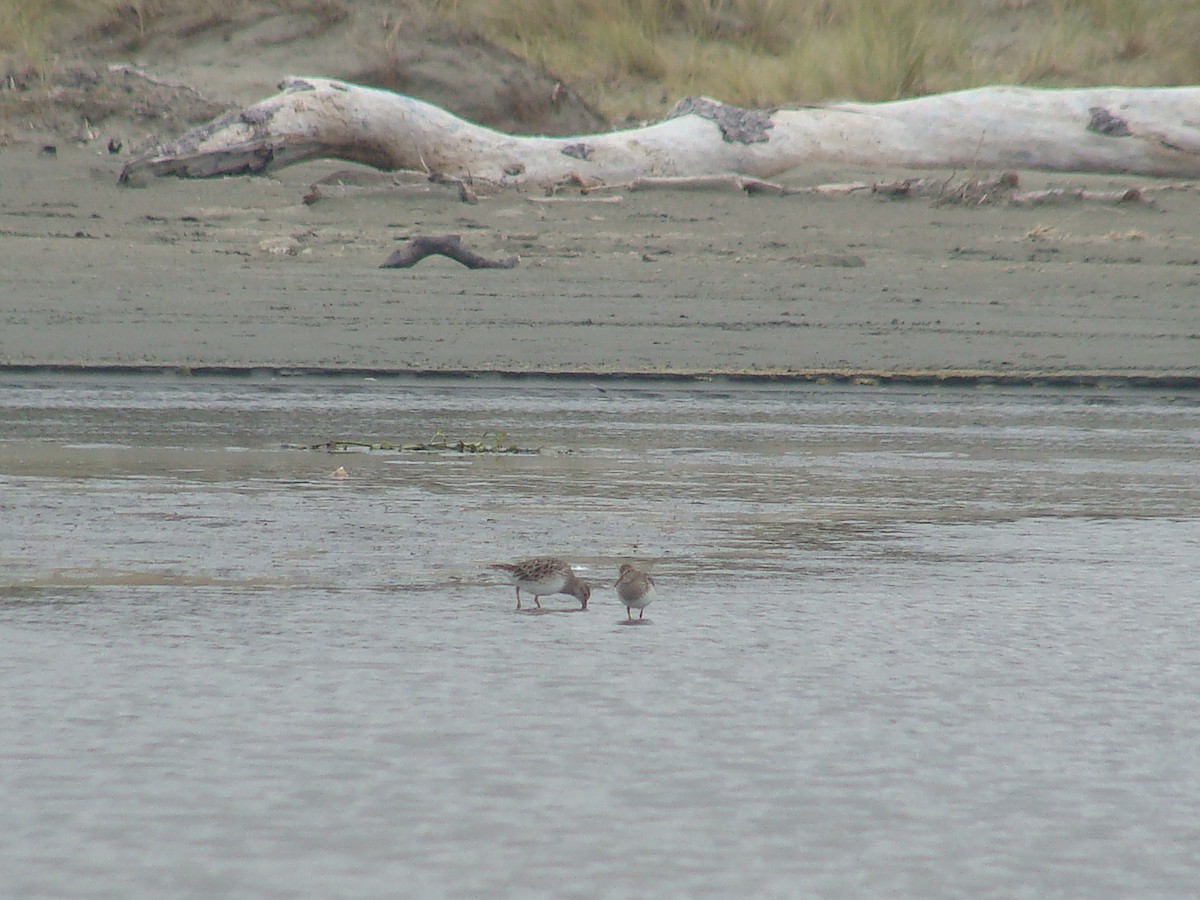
left=380, top=234, right=517, bottom=269
left=121, top=77, right=1200, bottom=187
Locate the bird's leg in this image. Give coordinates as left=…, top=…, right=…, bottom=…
left=534, top=595, right=542, bottom=609
left=627, top=608, right=633, bottom=620
left=515, top=588, right=522, bottom=610
left=639, top=608, right=644, bottom=619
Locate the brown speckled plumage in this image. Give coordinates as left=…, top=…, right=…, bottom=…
left=614, top=563, right=655, bottom=620
left=492, top=557, right=591, bottom=610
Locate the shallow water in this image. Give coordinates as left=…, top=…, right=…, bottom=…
left=2, top=375, right=1199, bottom=897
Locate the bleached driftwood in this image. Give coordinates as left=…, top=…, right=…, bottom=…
left=120, top=76, right=1200, bottom=186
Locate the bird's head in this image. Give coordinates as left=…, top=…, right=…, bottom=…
left=614, top=563, right=636, bottom=587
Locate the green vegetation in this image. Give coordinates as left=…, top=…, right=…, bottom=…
left=4, top=0, right=1200, bottom=121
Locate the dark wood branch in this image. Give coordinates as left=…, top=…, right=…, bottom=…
left=380, top=234, right=518, bottom=270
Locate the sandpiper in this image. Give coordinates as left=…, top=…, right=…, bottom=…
left=614, top=563, right=655, bottom=620
left=491, top=557, right=591, bottom=610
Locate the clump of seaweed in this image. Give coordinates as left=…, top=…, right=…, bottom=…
left=302, top=431, right=537, bottom=455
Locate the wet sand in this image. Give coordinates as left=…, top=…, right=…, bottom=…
left=3, top=145, right=1199, bottom=384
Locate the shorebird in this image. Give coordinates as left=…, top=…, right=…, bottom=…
left=491, top=557, right=591, bottom=610
left=614, top=563, right=655, bottom=620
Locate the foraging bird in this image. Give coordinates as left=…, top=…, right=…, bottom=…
left=491, top=557, right=591, bottom=610
left=614, top=563, right=655, bottom=620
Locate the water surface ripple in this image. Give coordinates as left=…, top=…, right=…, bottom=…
left=2, top=376, right=1199, bottom=897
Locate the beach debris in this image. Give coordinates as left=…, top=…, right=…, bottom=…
left=303, top=431, right=536, bottom=455
left=627, top=174, right=789, bottom=195
left=1008, top=187, right=1146, bottom=207
left=932, top=171, right=1021, bottom=205
left=525, top=195, right=624, bottom=204
left=257, top=237, right=301, bottom=257
left=427, top=172, right=479, bottom=203
left=380, top=234, right=517, bottom=270
left=120, top=79, right=1200, bottom=186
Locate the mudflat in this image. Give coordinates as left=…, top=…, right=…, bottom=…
left=3, top=145, right=1198, bottom=384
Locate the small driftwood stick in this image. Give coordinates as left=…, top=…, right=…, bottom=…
left=524, top=195, right=625, bottom=204
left=1008, top=187, right=1146, bottom=206
left=625, top=174, right=791, bottom=195
left=380, top=234, right=518, bottom=270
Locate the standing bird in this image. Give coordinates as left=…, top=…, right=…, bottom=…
left=491, top=557, right=591, bottom=610
left=614, top=563, right=655, bottom=620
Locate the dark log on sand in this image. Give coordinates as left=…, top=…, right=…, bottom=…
left=380, top=234, right=517, bottom=270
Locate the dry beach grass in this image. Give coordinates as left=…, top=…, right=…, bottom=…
left=4, top=0, right=1200, bottom=122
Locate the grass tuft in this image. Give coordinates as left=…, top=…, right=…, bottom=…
left=441, top=0, right=1200, bottom=119
left=5, top=0, right=1200, bottom=122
